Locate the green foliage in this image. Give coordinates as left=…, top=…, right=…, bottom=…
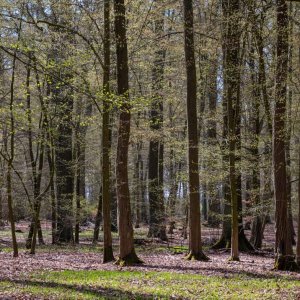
left=1, top=270, right=299, bottom=299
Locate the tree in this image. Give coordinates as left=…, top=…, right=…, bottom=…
left=183, top=0, right=208, bottom=261
left=53, top=32, right=75, bottom=243
left=114, top=0, right=142, bottom=265
left=102, top=0, right=114, bottom=263
left=273, top=0, right=297, bottom=271
left=148, top=1, right=167, bottom=241
left=223, top=0, right=241, bottom=261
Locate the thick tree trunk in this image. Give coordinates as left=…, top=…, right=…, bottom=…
left=114, top=0, right=141, bottom=265
left=183, top=0, right=208, bottom=261
left=273, top=0, right=297, bottom=271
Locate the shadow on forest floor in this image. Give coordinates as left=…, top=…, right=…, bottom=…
left=0, top=277, right=165, bottom=300
left=134, top=262, right=300, bottom=281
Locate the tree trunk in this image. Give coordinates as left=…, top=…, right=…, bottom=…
left=148, top=1, right=167, bottom=241
left=273, top=0, right=297, bottom=271
left=114, top=0, right=141, bottom=265
left=25, top=55, right=46, bottom=250
left=183, top=0, right=208, bottom=261
left=207, top=58, right=220, bottom=228
left=54, top=77, right=74, bottom=243
left=93, top=187, right=102, bottom=243
left=101, top=0, right=114, bottom=263
left=224, top=0, right=240, bottom=261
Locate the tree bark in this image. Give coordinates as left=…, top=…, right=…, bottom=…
left=183, top=0, right=208, bottom=261
left=273, top=0, right=297, bottom=271
left=148, top=0, right=167, bottom=241
left=114, top=0, right=141, bottom=265
left=224, top=0, right=240, bottom=261
left=101, top=0, right=114, bottom=263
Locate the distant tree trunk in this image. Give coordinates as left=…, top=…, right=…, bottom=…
left=249, top=45, right=263, bottom=249
left=212, top=0, right=248, bottom=256
left=207, top=58, right=220, bottom=227
left=273, top=0, right=297, bottom=271
left=183, top=0, right=208, bottom=261
left=134, top=141, right=143, bottom=229
left=54, top=73, right=74, bottom=243
left=101, top=0, right=114, bottom=263
left=256, top=12, right=273, bottom=229
left=141, top=165, right=148, bottom=224
left=224, top=0, right=240, bottom=261
left=235, top=61, right=254, bottom=253
left=48, top=145, right=56, bottom=245
left=74, top=134, right=81, bottom=244
left=211, top=51, right=231, bottom=250
left=93, top=187, right=102, bottom=243
left=6, top=34, right=19, bottom=257
left=148, top=1, right=167, bottom=241
left=168, top=156, right=179, bottom=234
left=74, top=102, right=92, bottom=244
left=25, top=55, right=46, bottom=250
left=114, top=0, right=141, bottom=265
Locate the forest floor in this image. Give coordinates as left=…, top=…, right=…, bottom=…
left=0, top=222, right=300, bottom=299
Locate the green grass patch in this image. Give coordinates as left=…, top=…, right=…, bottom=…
left=1, top=269, right=299, bottom=299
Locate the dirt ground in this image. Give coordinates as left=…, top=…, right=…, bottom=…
left=0, top=221, right=299, bottom=284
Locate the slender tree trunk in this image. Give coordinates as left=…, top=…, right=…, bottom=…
left=249, top=45, right=263, bottom=249
left=6, top=36, right=19, bottom=257
left=207, top=58, right=220, bottom=227
left=25, top=55, right=46, bottom=250
left=101, top=0, right=114, bottom=263
left=148, top=1, right=167, bottom=241
left=134, top=141, right=143, bottom=229
left=183, top=0, right=208, bottom=261
left=93, top=186, right=102, bottom=243
left=74, top=138, right=81, bottom=244
left=114, top=0, right=141, bottom=265
left=224, top=0, right=240, bottom=261
left=212, top=49, right=231, bottom=250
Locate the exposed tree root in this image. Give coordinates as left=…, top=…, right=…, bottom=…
left=103, top=246, right=115, bottom=263
left=274, top=255, right=299, bottom=272
left=185, top=251, right=210, bottom=261
left=115, top=251, right=143, bottom=266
